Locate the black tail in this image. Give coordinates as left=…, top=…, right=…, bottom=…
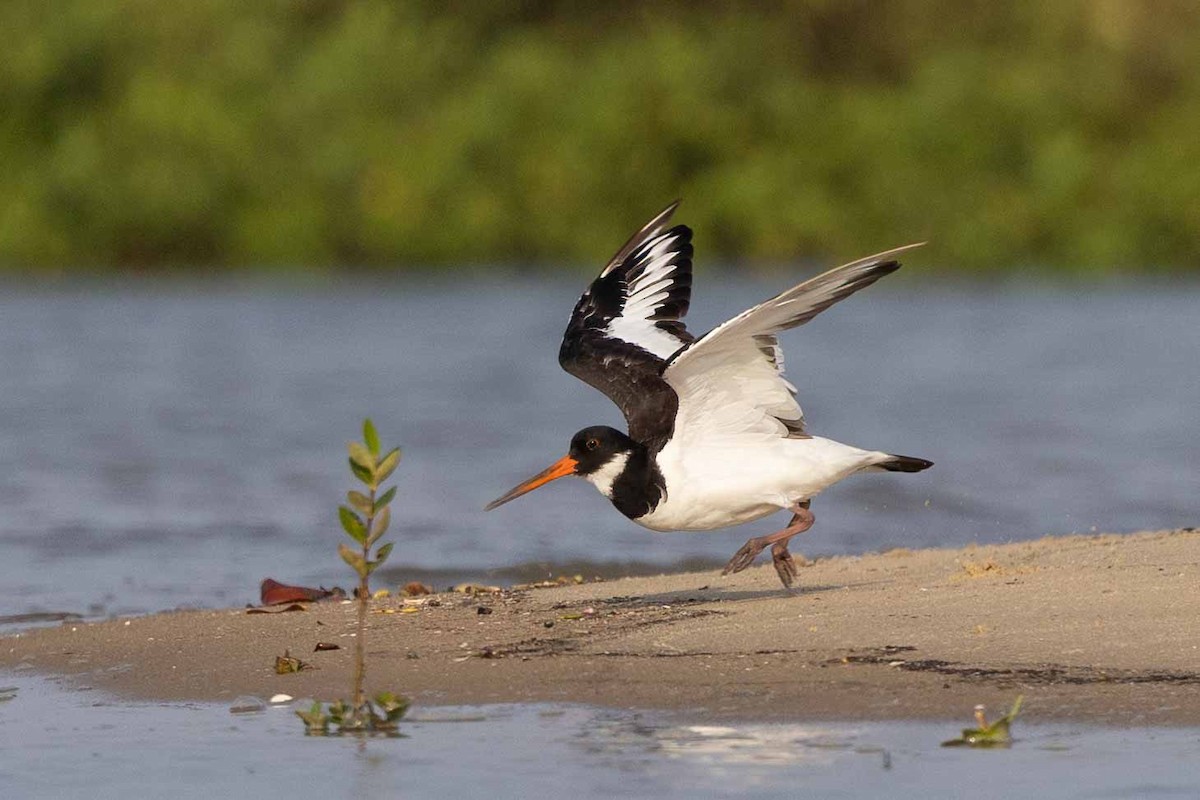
left=879, top=454, right=933, bottom=473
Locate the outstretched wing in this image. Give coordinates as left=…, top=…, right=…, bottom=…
left=559, top=201, right=694, bottom=447
left=663, top=243, right=924, bottom=447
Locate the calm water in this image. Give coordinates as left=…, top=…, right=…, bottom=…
left=1, top=677, right=1199, bottom=800
left=0, top=276, right=1197, bottom=619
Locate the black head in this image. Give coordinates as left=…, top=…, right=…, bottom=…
left=484, top=424, right=638, bottom=511
left=567, top=426, right=638, bottom=476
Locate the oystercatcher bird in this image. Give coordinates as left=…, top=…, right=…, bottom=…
left=485, top=201, right=932, bottom=589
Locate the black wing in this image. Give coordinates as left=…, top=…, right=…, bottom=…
left=558, top=201, right=694, bottom=448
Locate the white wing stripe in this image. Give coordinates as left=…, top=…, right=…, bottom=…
left=639, top=233, right=682, bottom=261
left=604, top=318, right=685, bottom=359
left=630, top=278, right=673, bottom=299
left=597, top=227, right=693, bottom=359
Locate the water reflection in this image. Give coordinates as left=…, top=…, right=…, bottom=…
left=3, top=676, right=1200, bottom=800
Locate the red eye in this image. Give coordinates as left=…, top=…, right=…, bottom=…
left=586, top=438, right=599, bottom=451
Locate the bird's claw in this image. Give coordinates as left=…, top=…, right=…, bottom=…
left=722, top=537, right=767, bottom=575
left=771, top=543, right=798, bottom=588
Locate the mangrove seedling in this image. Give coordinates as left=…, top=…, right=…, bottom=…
left=296, top=419, right=410, bottom=735
left=941, top=695, right=1024, bottom=747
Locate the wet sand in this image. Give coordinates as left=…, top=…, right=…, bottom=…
left=4, top=529, right=1199, bottom=723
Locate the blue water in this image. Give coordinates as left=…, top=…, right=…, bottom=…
left=0, top=277, right=1197, bottom=619
left=1, top=676, right=1198, bottom=800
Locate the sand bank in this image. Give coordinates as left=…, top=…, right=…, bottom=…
left=4, top=529, right=1199, bottom=723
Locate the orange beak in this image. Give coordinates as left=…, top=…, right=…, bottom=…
left=484, top=455, right=578, bottom=511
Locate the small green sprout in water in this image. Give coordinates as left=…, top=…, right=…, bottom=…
left=296, top=419, right=410, bottom=736
left=941, top=695, right=1024, bottom=748
left=296, top=693, right=410, bottom=736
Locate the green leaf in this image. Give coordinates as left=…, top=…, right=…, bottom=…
left=327, top=699, right=349, bottom=725
left=374, top=486, right=397, bottom=512
left=339, top=542, right=367, bottom=575
left=339, top=506, right=367, bottom=544
left=376, top=447, right=401, bottom=482
left=941, top=696, right=1024, bottom=748
left=348, top=457, right=374, bottom=487
left=375, top=541, right=394, bottom=564
left=374, top=691, right=410, bottom=723
left=363, top=419, right=380, bottom=458
left=348, top=441, right=375, bottom=471
left=368, top=506, right=390, bottom=545
left=296, top=701, right=330, bottom=734
left=347, top=490, right=373, bottom=516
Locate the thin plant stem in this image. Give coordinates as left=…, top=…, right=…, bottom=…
left=298, top=420, right=406, bottom=735
left=353, top=485, right=376, bottom=714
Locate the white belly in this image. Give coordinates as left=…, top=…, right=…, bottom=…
left=635, top=435, right=888, bottom=532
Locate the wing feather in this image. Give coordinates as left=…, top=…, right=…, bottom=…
left=559, top=202, right=696, bottom=446
left=663, top=243, right=924, bottom=446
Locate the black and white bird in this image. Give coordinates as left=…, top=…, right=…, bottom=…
left=485, top=201, right=932, bottom=589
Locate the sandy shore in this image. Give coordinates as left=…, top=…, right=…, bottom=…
left=4, top=529, right=1200, bottom=723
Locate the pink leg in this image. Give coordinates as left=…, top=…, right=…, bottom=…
left=721, top=502, right=814, bottom=589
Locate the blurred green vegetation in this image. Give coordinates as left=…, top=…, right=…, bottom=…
left=2, top=1, right=1198, bottom=274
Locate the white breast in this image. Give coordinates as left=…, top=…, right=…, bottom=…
left=635, top=435, right=890, bottom=532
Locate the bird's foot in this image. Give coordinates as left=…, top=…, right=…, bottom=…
left=722, top=536, right=769, bottom=575
left=771, top=543, right=799, bottom=589
left=722, top=504, right=815, bottom=583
